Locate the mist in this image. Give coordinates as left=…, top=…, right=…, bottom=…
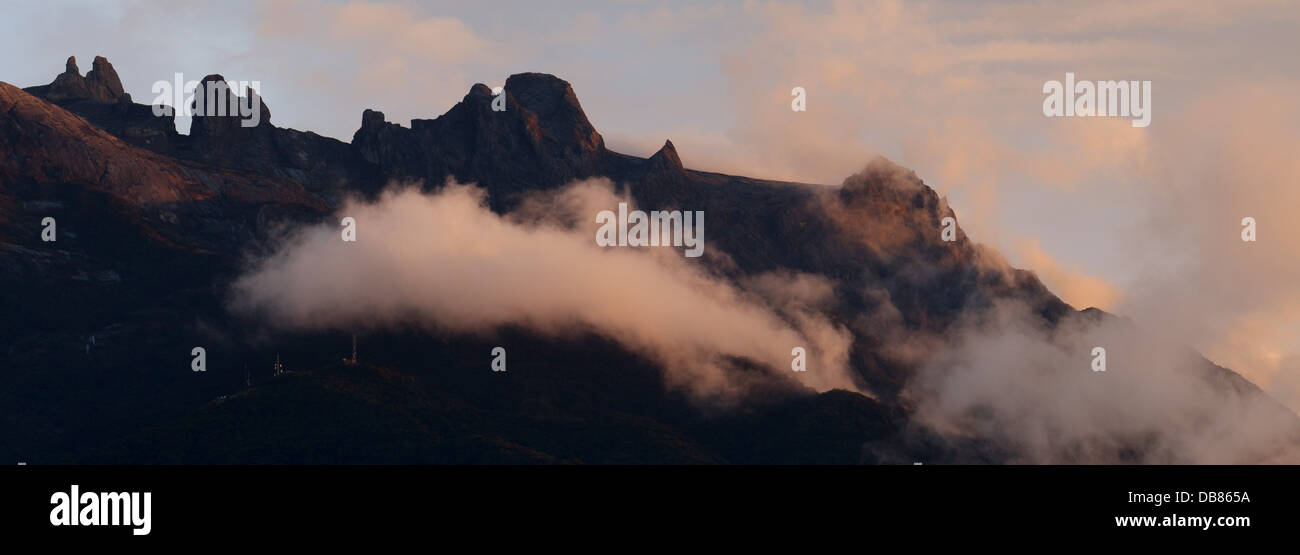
left=230, top=178, right=859, bottom=400
left=905, top=300, right=1300, bottom=464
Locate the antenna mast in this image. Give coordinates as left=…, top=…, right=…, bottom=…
left=344, top=334, right=358, bottom=365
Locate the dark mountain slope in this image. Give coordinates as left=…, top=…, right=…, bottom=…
left=2, top=57, right=1295, bottom=464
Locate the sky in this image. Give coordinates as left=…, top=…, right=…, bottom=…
left=2, top=0, right=1299, bottom=409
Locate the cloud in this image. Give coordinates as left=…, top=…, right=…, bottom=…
left=229, top=179, right=860, bottom=400
left=666, top=0, right=1299, bottom=416
left=327, top=3, right=492, bottom=64
left=906, top=299, right=1300, bottom=463
left=1116, top=80, right=1300, bottom=412
left=10, top=0, right=1299, bottom=461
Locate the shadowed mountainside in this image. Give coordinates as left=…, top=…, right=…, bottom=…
left=1, top=56, right=1295, bottom=464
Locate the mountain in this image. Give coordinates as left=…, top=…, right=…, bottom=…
left=1, top=56, right=1296, bottom=464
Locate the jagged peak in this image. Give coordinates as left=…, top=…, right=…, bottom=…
left=503, top=72, right=604, bottom=153
left=86, top=56, right=125, bottom=98
left=503, top=73, right=575, bottom=103
left=836, top=154, right=955, bottom=242
left=190, top=73, right=271, bottom=128
left=842, top=155, right=926, bottom=193
left=648, top=139, right=683, bottom=171
left=32, top=54, right=128, bottom=104
left=360, top=108, right=387, bottom=130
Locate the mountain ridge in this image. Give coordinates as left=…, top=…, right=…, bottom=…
left=3, top=56, right=1297, bottom=464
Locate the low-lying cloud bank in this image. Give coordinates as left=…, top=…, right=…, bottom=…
left=230, top=179, right=858, bottom=399
left=905, top=300, right=1300, bottom=464
left=229, top=175, right=1300, bottom=463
